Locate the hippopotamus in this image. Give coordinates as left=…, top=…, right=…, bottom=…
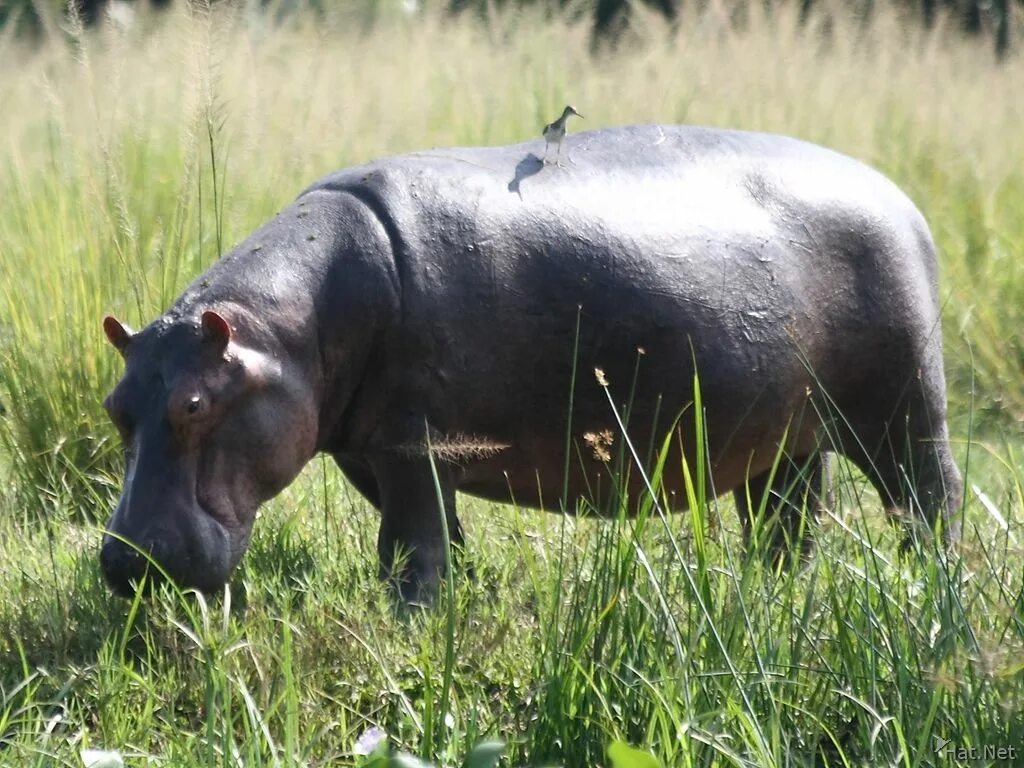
left=100, top=124, right=962, bottom=600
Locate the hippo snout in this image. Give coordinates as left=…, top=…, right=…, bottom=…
left=100, top=534, right=153, bottom=596
left=100, top=513, right=234, bottom=596
left=99, top=532, right=176, bottom=598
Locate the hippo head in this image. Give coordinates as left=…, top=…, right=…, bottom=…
left=99, top=309, right=318, bottom=596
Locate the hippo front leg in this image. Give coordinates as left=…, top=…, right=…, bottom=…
left=333, top=456, right=382, bottom=509
left=368, top=453, right=463, bottom=602
left=735, top=454, right=828, bottom=561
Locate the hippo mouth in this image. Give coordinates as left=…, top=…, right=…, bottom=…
left=100, top=502, right=236, bottom=597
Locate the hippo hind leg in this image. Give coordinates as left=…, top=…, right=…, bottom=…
left=367, top=453, right=464, bottom=603
left=735, top=453, right=829, bottom=561
left=836, top=382, right=963, bottom=546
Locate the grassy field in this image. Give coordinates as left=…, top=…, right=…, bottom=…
left=1, top=3, right=1023, bottom=766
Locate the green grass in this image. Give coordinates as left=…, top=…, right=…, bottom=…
left=1, top=3, right=1023, bottom=766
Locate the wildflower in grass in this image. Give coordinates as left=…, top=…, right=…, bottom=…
left=353, top=725, right=388, bottom=756
left=584, top=429, right=615, bottom=462
left=80, top=749, right=125, bottom=768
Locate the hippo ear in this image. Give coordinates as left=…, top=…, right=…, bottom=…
left=103, top=316, right=134, bottom=356
left=201, top=310, right=232, bottom=352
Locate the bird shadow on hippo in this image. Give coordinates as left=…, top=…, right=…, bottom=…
left=99, top=124, right=963, bottom=603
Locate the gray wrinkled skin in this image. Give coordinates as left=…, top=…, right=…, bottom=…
left=100, top=125, right=962, bottom=600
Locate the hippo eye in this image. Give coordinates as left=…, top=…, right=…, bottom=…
left=187, top=396, right=202, bottom=415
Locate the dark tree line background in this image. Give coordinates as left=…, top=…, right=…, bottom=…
left=0, top=0, right=1021, bottom=57
left=452, top=0, right=1022, bottom=57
